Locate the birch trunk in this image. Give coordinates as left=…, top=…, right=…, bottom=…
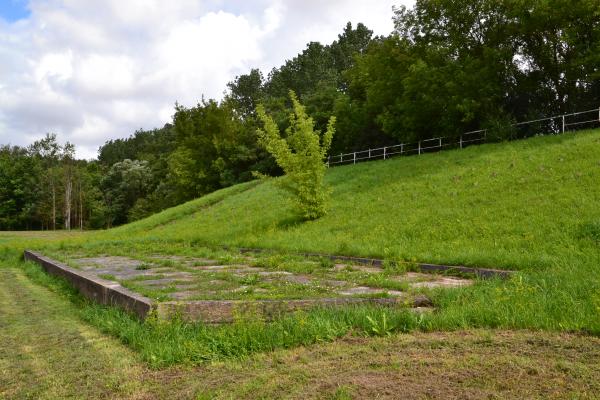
left=64, top=178, right=72, bottom=230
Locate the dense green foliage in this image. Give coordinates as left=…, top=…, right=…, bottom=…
left=257, top=91, right=336, bottom=219
left=0, top=135, right=106, bottom=230
left=2, top=1, right=599, bottom=229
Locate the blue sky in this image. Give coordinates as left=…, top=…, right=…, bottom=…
left=0, top=0, right=30, bottom=22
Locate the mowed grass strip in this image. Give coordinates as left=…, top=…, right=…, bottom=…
left=187, top=330, right=600, bottom=400
left=0, top=263, right=148, bottom=399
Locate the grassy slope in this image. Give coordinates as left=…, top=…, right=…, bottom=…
left=108, top=129, right=600, bottom=271
left=85, top=129, right=599, bottom=335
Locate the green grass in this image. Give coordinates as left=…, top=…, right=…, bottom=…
left=6, top=129, right=600, bottom=368
left=97, top=130, right=600, bottom=333
left=0, top=251, right=147, bottom=398
left=102, top=129, right=600, bottom=271
left=3, top=241, right=600, bottom=399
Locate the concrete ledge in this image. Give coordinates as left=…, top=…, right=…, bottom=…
left=238, top=248, right=514, bottom=279
left=24, top=250, right=154, bottom=319
left=157, top=295, right=432, bottom=324
left=24, top=250, right=433, bottom=324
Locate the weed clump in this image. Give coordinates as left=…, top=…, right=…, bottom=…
left=135, top=263, right=151, bottom=270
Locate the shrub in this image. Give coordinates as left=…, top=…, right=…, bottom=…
left=256, top=91, right=336, bottom=220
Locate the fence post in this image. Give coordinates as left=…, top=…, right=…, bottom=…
left=400, top=144, right=404, bottom=155
left=598, top=106, right=599, bottom=122
left=340, top=153, right=342, bottom=163
left=562, top=115, right=565, bottom=133
left=460, top=135, right=463, bottom=149
left=438, top=137, right=442, bottom=150
left=368, top=148, right=371, bottom=159
left=418, top=141, right=421, bottom=155
left=353, top=152, right=356, bottom=164
left=383, top=147, right=386, bottom=160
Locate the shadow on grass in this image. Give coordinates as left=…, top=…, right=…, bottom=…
left=276, top=214, right=306, bottom=230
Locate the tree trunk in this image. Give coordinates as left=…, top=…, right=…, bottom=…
left=79, top=180, right=83, bottom=230
left=52, top=180, right=56, bottom=231
left=64, top=178, right=72, bottom=230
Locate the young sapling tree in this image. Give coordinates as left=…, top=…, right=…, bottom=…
left=256, top=91, right=336, bottom=220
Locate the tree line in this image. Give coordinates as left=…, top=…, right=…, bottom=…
left=1, top=0, right=598, bottom=230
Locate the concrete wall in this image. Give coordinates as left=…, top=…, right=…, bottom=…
left=24, top=250, right=154, bottom=319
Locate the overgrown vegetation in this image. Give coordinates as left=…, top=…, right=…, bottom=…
left=0, top=128, right=597, bottom=398
left=257, top=91, right=335, bottom=219
left=2, top=2, right=600, bottom=396
left=3, top=246, right=423, bottom=367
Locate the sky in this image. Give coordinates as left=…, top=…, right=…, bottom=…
left=0, top=0, right=412, bottom=159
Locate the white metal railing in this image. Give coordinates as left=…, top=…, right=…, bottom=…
left=327, top=107, right=600, bottom=167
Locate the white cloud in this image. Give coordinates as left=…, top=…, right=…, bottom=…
left=74, top=54, right=135, bottom=96
left=0, top=0, right=413, bottom=159
left=34, top=50, right=73, bottom=84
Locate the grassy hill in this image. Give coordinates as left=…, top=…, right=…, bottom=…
left=50, top=128, right=596, bottom=337
left=105, top=128, right=600, bottom=272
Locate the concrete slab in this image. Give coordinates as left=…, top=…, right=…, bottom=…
left=168, top=290, right=204, bottom=300
left=26, top=251, right=454, bottom=323
left=157, top=296, right=432, bottom=323
left=410, top=277, right=473, bottom=288
left=282, top=275, right=313, bottom=285
left=25, top=251, right=154, bottom=319
left=149, top=255, right=220, bottom=266
left=322, top=280, right=349, bottom=287
left=337, top=286, right=405, bottom=297
left=135, top=278, right=194, bottom=286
